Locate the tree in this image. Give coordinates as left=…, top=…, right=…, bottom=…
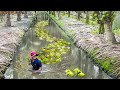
left=92, top=11, right=117, bottom=44
left=24, top=11, right=28, bottom=18
left=17, top=11, right=22, bottom=21
left=49, top=11, right=52, bottom=14
left=68, top=11, right=70, bottom=17
left=103, top=11, right=117, bottom=44
left=85, top=11, right=89, bottom=24
left=92, top=11, right=105, bottom=34
left=53, top=11, right=56, bottom=17
left=77, top=11, right=81, bottom=20
left=57, top=11, right=61, bottom=20
left=5, top=11, right=11, bottom=27
left=0, top=11, right=16, bottom=27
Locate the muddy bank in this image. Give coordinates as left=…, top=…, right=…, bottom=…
left=0, top=15, right=32, bottom=78
left=47, top=13, right=120, bottom=78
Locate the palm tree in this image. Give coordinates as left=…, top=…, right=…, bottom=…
left=5, top=11, right=11, bottom=27
left=85, top=11, right=89, bottom=24
left=17, top=11, right=22, bottom=21
left=68, top=11, right=70, bottom=17
left=104, top=11, right=117, bottom=44
left=24, top=11, right=28, bottom=18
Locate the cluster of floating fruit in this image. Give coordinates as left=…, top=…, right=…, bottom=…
left=35, top=21, right=54, bottom=42
left=65, top=68, right=85, bottom=77
left=38, top=39, right=70, bottom=64
left=35, top=21, right=71, bottom=64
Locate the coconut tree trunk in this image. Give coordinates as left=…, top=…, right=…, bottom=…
left=53, top=11, right=56, bottom=17
left=68, top=11, right=70, bottom=17
left=17, top=11, right=21, bottom=21
left=78, top=12, right=81, bottom=20
left=58, top=11, right=61, bottom=20
left=5, top=12, right=11, bottom=27
left=99, top=22, right=105, bottom=34
left=104, top=21, right=117, bottom=44
left=49, top=11, right=51, bottom=14
left=85, top=11, right=89, bottom=24
left=24, top=11, right=28, bottom=18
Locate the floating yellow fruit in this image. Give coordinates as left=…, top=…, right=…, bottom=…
left=78, top=72, right=85, bottom=77
left=65, top=69, right=74, bottom=77
left=73, top=68, right=81, bottom=74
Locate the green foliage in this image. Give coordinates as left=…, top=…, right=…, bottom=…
left=90, top=29, right=99, bottom=35
left=92, top=11, right=116, bottom=26
left=87, top=46, right=116, bottom=73
left=95, top=56, right=116, bottom=73
left=89, top=20, right=97, bottom=25
left=100, top=61, right=111, bottom=71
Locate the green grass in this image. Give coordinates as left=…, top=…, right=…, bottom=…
left=88, top=47, right=116, bottom=73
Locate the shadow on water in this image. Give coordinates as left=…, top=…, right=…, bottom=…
left=4, top=12, right=112, bottom=79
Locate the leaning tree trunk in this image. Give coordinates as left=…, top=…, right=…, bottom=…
left=49, top=11, right=51, bottom=14
left=5, top=12, right=11, bottom=27
left=85, top=11, right=89, bottom=24
left=24, top=11, right=28, bottom=18
left=104, top=21, right=117, bottom=44
left=58, top=11, right=62, bottom=20
left=68, top=11, right=70, bottom=17
left=53, top=11, right=56, bottom=17
left=99, top=22, right=105, bottom=34
left=78, top=12, right=81, bottom=20
left=17, top=11, right=21, bottom=21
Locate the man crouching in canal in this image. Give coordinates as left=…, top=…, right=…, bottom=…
left=29, top=51, right=42, bottom=74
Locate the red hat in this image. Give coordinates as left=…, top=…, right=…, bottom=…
left=31, top=51, right=37, bottom=57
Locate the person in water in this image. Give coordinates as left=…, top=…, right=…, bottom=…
left=30, top=51, right=42, bottom=74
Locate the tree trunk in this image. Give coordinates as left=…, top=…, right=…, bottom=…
left=68, top=11, right=70, bottom=17
left=53, top=11, right=56, bottom=17
left=24, top=11, right=28, bottom=18
left=5, top=12, right=11, bottom=27
left=78, top=12, right=81, bottom=20
left=58, top=11, right=61, bottom=20
left=104, top=22, right=117, bottom=44
left=34, top=11, right=37, bottom=23
left=17, top=11, right=21, bottom=21
left=99, top=22, right=105, bottom=34
left=49, top=11, right=51, bottom=14
left=85, top=11, right=89, bottom=24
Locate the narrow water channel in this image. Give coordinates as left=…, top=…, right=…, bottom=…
left=4, top=12, right=112, bottom=79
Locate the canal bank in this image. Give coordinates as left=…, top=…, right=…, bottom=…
left=0, top=14, right=32, bottom=79
left=45, top=12, right=120, bottom=79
